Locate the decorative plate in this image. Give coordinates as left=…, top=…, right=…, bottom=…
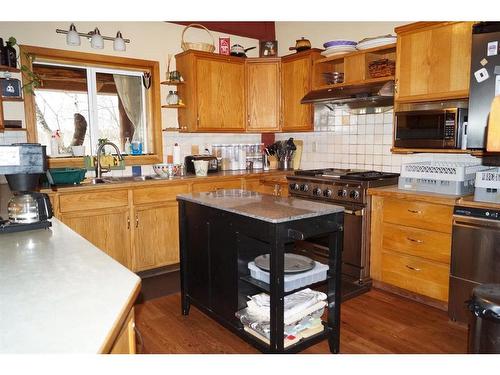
left=254, top=253, right=316, bottom=274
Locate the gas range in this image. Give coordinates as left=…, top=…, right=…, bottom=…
left=287, top=168, right=399, bottom=206
left=287, top=168, right=399, bottom=301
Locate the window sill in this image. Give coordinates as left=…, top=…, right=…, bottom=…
left=47, top=154, right=163, bottom=169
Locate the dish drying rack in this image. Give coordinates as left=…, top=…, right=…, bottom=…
left=474, top=168, right=500, bottom=203
left=398, top=161, right=490, bottom=195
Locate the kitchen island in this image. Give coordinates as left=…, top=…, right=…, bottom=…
left=177, top=190, right=344, bottom=353
left=0, top=218, right=141, bottom=353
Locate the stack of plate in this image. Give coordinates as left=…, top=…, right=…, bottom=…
left=321, top=71, right=344, bottom=85
left=321, top=40, right=357, bottom=57
left=356, top=35, right=396, bottom=50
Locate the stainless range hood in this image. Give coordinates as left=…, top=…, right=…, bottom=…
left=301, top=80, right=394, bottom=109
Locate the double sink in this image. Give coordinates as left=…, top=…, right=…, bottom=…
left=89, top=175, right=156, bottom=184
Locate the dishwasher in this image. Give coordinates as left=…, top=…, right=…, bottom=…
left=448, top=206, right=500, bottom=323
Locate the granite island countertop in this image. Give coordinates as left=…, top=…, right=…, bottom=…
left=177, top=189, right=344, bottom=223
left=0, top=218, right=140, bottom=353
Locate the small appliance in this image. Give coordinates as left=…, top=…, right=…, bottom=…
left=184, top=155, right=218, bottom=175
left=0, top=143, right=53, bottom=234
left=394, top=100, right=468, bottom=149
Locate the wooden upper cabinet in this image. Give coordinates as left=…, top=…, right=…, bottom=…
left=176, top=51, right=245, bottom=132
left=245, top=58, right=281, bottom=132
left=395, top=22, right=474, bottom=102
left=281, top=50, right=321, bottom=132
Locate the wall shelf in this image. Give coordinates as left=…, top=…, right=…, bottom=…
left=312, top=43, right=396, bottom=91
left=314, top=76, right=395, bottom=92
left=1, top=97, right=24, bottom=102
left=0, top=65, right=21, bottom=73
left=161, top=80, right=185, bottom=85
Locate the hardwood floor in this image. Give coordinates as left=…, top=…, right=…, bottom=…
left=134, top=288, right=467, bottom=354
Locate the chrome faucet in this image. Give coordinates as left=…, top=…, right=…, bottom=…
left=95, top=141, right=124, bottom=179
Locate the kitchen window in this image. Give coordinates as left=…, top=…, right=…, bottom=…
left=21, top=45, right=162, bottom=166
left=33, top=62, right=148, bottom=156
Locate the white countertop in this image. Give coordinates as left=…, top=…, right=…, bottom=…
left=177, top=189, right=344, bottom=223
left=0, top=218, right=140, bottom=353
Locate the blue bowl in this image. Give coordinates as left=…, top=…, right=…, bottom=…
left=323, top=40, right=357, bottom=48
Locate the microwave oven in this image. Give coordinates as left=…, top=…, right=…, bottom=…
left=394, top=101, right=468, bottom=149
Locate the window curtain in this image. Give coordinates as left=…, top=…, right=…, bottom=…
left=113, top=74, right=143, bottom=141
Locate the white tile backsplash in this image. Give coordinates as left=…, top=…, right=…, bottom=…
left=277, top=109, right=482, bottom=171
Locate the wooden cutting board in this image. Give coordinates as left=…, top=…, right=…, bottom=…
left=487, top=96, right=500, bottom=152
left=292, top=140, right=303, bottom=170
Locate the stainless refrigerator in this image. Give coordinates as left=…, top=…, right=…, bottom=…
left=468, top=22, right=500, bottom=149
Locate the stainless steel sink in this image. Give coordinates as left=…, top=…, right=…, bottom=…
left=88, top=175, right=155, bottom=184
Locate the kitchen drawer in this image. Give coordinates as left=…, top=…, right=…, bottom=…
left=381, top=250, right=450, bottom=302
left=382, top=222, right=451, bottom=263
left=133, top=184, right=190, bottom=205
left=383, top=198, right=453, bottom=233
left=59, top=190, right=129, bottom=213
left=191, top=179, right=242, bottom=193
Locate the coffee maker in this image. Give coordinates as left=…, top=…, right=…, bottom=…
left=0, top=143, right=53, bottom=233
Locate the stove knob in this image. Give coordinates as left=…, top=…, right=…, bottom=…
left=323, top=189, right=332, bottom=198
left=350, top=190, right=360, bottom=199
left=289, top=183, right=299, bottom=191
left=338, top=189, right=347, bottom=197
left=300, top=184, right=309, bottom=192
left=313, top=187, right=322, bottom=196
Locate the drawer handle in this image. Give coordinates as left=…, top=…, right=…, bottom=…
left=407, top=237, right=423, bottom=244
left=407, top=209, right=422, bottom=214
left=406, top=265, right=421, bottom=272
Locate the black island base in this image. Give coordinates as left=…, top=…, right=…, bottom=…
left=177, top=189, right=344, bottom=354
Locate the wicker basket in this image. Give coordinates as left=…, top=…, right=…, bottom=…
left=368, top=59, right=396, bottom=78
left=181, top=24, right=215, bottom=53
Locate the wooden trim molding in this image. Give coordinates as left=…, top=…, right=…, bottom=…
left=20, top=45, right=162, bottom=167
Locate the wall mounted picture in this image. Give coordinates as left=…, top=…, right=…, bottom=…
left=260, top=40, right=278, bottom=57
left=1, top=78, right=22, bottom=98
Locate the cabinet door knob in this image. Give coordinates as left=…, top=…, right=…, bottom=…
left=407, top=209, right=421, bottom=214
left=135, top=214, right=139, bottom=228
left=127, top=217, right=130, bottom=229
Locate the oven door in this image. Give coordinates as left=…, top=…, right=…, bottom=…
left=394, top=109, right=458, bottom=148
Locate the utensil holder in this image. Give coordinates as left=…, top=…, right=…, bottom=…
left=278, top=158, right=293, bottom=170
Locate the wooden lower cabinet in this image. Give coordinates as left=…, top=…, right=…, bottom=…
left=380, top=250, right=450, bottom=302
left=133, top=202, right=180, bottom=272
left=191, top=178, right=242, bottom=193
left=51, top=173, right=286, bottom=273
left=60, top=207, right=131, bottom=268
left=244, top=177, right=289, bottom=197
left=109, top=308, right=136, bottom=354
left=370, top=194, right=454, bottom=306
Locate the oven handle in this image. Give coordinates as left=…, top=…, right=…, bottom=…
left=453, top=216, right=500, bottom=230
left=344, top=208, right=364, bottom=216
